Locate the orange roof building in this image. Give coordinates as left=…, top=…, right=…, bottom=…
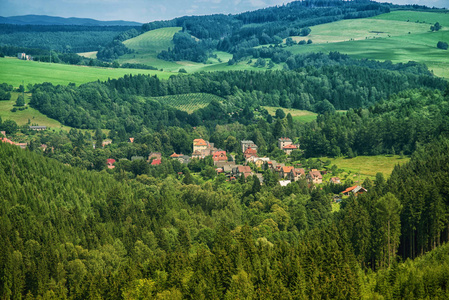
left=213, top=151, right=227, bottom=162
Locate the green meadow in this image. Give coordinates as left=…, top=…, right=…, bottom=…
left=287, top=11, right=449, bottom=78
left=148, top=93, right=224, bottom=113
left=118, top=27, right=183, bottom=70
left=0, top=92, right=66, bottom=129
left=0, top=57, right=173, bottom=87
left=324, top=155, right=410, bottom=182
left=263, top=106, right=318, bottom=123
left=118, top=27, right=274, bottom=72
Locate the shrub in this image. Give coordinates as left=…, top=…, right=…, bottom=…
left=437, top=41, right=448, bottom=50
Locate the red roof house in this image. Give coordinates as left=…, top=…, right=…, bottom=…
left=342, top=185, right=367, bottom=196
left=213, top=150, right=227, bottom=162
left=107, top=158, right=116, bottom=169
left=151, top=159, right=162, bottom=166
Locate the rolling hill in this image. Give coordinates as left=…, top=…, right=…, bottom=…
left=0, top=57, right=173, bottom=87
left=286, top=11, right=449, bottom=78
left=0, top=14, right=141, bottom=26
left=117, top=27, right=186, bottom=71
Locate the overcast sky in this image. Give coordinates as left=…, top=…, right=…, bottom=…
left=1, top=0, right=447, bottom=23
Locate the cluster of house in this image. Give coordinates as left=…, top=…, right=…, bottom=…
left=17, top=53, right=32, bottom=61
left=103, top=136, right=367, bottom=196
left=1, top=131, right=27, bottom=149
left=173, top=138, right=324, bottom=185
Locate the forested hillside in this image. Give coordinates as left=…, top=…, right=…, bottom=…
left=2, top=1, right=449, bottom=298
left=28, top=53, right=445, bottom=136
left=0, top=24, right=138, bottom=53
left=2, top=124, right=449, bottom=298
left=141, top=0, right=390, bottom=62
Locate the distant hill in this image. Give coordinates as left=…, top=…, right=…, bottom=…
left=0, top=14, right=142, bottom=26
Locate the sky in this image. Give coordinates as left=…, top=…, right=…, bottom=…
left=1, top=0, right=448, bottom=23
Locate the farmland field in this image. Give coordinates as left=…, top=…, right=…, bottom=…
left=118, top=27, right=275, bottom=72
left=118, top=27, right=186, bottom=71
left=0, top=92, right=66, bottom=130
left=148, top=93, right=224, bottom=113
left=263, top=106, right=318, bottom=123
left=324, top=155, right=410, bottom=181
left=287, top=11, right=449, bottom=78
left=0, top=57, right=173, bottom=87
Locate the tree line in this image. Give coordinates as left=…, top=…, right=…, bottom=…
left=2, top=127, right=449, bottom=298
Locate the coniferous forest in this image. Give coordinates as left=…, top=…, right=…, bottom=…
left=2, top=0, right=449, bottom=299
left=3, top=127, right=449, bottom=298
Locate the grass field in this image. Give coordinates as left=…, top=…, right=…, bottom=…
left=77, top=51, right=98, bottom=59
left=0, top=57, right=173, bottom=87
left=263, top=106, right=318, bottom=123
left=287, top=11, right=449, bottom=78
left=149, top=93, right=224, bottom=113
left=324, top=155, right=410, bottom=182
left=118, top=27, right=282, bottom=73
left=0, top=92, right=66, bottom=130
left=118, top=27, right=187, bottom=71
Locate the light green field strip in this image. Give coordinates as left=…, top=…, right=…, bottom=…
left=118, top=27, right=183, bottom=70
left=263, top=106, right=317, bottom=123
left=0, top=57, right=174, bottom=87
left=0, top=92, right=66, bottom=129
left=149, top=93, right=225, bottom=113
left=286, top=11, right=449, bottom=78
left=325, top=155, right=410, bottom=180
left=372, top=10, right=449, bottom=27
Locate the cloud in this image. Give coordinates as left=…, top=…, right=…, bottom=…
left=195, top=0, right=222, bottom=3
left=249, top=0, right=266, bottom=7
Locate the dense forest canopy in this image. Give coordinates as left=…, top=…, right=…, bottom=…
left=2, top=1, right=449, bottom=299
left=0, top=24, right=139, bottom=53
left=2, top=125, right=449, bottom=298
left=27, top=53, right=445, bottom=137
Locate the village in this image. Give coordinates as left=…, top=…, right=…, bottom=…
left=108, top=136, right=367, bottom=199
left=1, top=127, right=367, bottom=199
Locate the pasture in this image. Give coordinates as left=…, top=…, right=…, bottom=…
left=149, top=93, right=224, bottom=113
left=0, top=57, right=173, bottom=87
left=287, top=11, right=449, bottom=78
left=263, top=106, right=318, bottom=123
left=324, top=155, right=410, bottom=182
left=0, top=92, right=66, bottom=130
left=118, top=27, right=186, bottom=71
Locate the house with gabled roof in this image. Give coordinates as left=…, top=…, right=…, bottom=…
left=282, top=144, right=298, bottom=155
left=192, top=138, right=218, bottom=159
left=232, top=165, right=252, bottom=178
left=254, top=157, right=270, bottom=169
left=213, top=150, right=227, bottom=162
left=107, top=158, right=116, bottom=169
left=329, top=177, right=341, bottom=184
left=241, top=140, right=258, bottom=153
left=280, top=166, right=295, bottom=178
left=307, top=169, right=323, bottom=184
left=288, top=168, right=305, bottom=181
left=278, top=137, right=292, bottom=150
left=342, top=185, right=367, bottom=197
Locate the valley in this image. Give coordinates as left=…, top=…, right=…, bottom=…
left=1, top=1, right=449, bottom=299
